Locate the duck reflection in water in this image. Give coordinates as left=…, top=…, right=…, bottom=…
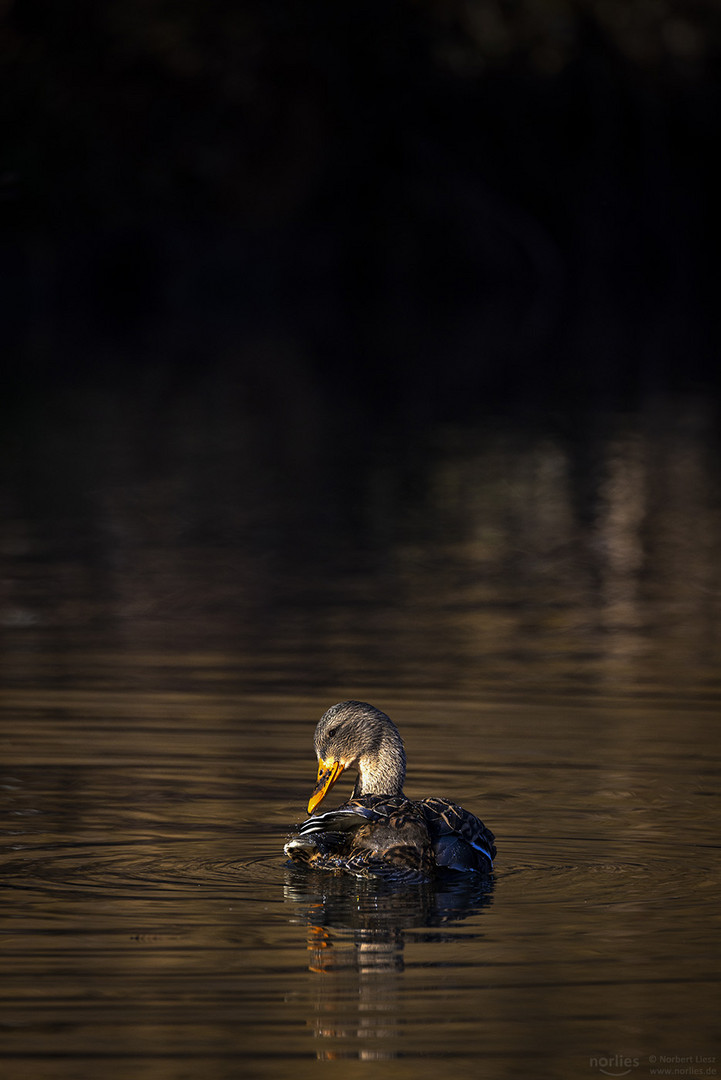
left=284, top=866, right=494, bottom=1058
left=284, top=700, right=496, bottom=878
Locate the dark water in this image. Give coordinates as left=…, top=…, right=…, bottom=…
left=1, top=394, right=720, bottom=1079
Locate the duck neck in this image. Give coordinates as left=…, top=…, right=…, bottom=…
left=352, top=731, right=406, bottom=797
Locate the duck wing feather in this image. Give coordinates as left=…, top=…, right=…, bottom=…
left=419, top=797, right=496, bottom=872
left=285, top=795, right=434, bottom=878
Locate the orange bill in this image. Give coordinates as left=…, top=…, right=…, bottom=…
left=308, top=758, right=345, bottom=814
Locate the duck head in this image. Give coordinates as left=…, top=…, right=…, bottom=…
left=307, top=700, right=407, bottom=813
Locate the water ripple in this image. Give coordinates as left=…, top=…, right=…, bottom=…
left=0, top=841, right=285, bottom=899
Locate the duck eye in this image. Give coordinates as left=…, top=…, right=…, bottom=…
left=326, top=726, right=339, bottom=739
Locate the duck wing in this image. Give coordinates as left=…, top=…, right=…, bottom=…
left=285, top=795, right=434, bottom=878
left=419, top=797, right=496, bottom=872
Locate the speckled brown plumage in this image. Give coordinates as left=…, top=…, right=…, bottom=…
left=284, top=701, right=496, bottom=879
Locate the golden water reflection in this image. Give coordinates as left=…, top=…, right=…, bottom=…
left=4, top=397, right=719, bottom=700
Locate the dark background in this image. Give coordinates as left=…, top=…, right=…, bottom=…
left=3, top=0, right=720, bottom=422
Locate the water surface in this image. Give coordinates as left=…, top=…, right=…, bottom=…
left=1, top=397, right=720, bottom=1079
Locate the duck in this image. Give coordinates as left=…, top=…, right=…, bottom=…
left=284, top=700, right=496, bottom=879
